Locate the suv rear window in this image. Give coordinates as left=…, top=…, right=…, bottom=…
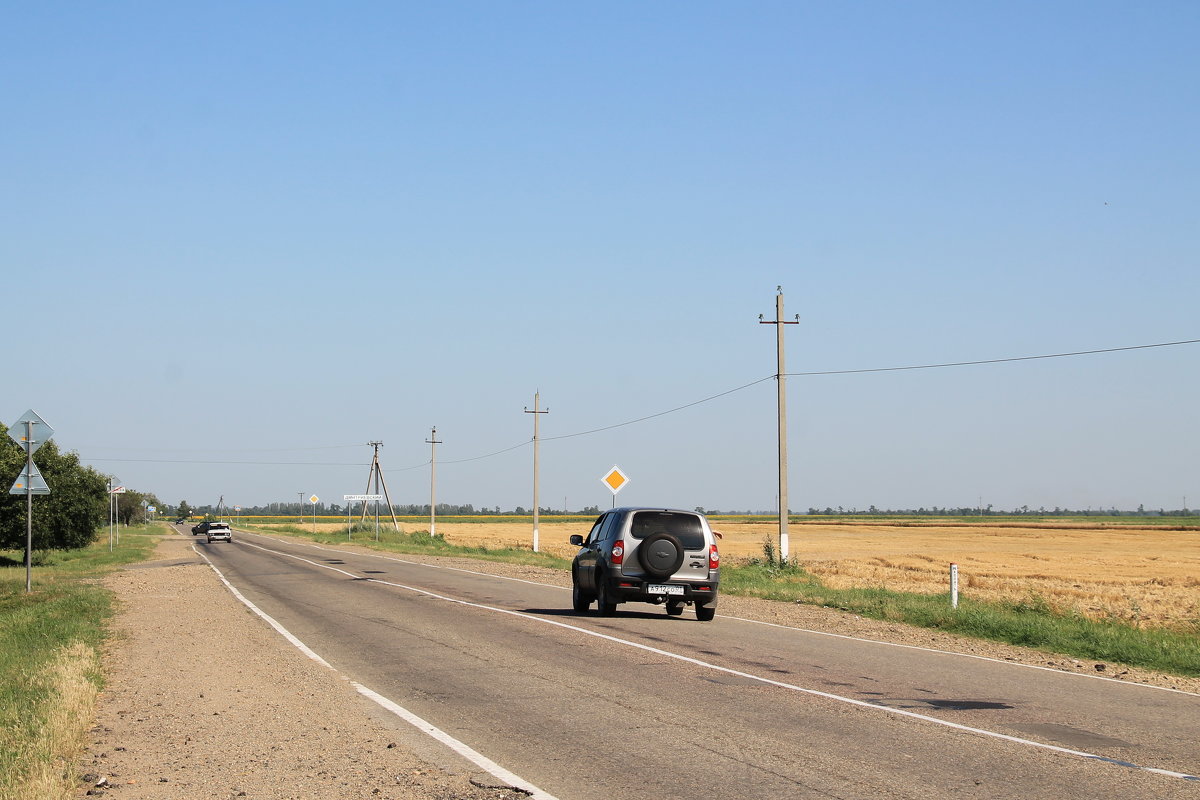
left=628, top=511, right=705, bottom=550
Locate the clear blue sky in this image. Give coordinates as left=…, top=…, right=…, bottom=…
left=4, top=2, right=1197, bottom=514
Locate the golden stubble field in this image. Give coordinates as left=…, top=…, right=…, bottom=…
left=268, top=518, right=1200, bottom=630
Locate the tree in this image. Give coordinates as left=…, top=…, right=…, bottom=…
left=115, top=491, right=161, bottom=525
left=0, top=438, right=107, bottom=552
left=178, top=500, right=193, bottom=519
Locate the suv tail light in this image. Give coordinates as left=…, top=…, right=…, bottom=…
left=611, top=541, right=624, bottom=566
left=709, top=544, right=720, bottom=570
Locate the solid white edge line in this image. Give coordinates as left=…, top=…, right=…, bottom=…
left=232, top=528, right=1200, bottom=699
left=229, top=536, right=1200, bottom=783
left=721, top=615, right=1200, bottom=698
left=190, top=543, right=561, bottom=800
left=194, top=543, right=333, bottom=669
left=351, top=683, right=559, bottom=800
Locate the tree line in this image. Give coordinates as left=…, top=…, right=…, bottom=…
left=180, top=502, right=606, bottom=518
left=0, top=437, right=160, bottom=557
left=805, top=505, right=1197, bottom=517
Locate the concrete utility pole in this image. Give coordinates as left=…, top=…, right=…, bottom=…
left=760, top=287, right=799, bottom=562
left=297, top=492, right=304, bottom=527
left=525, top=392, right=549, bottom=552
left=426, top=427, right=441, bottom=536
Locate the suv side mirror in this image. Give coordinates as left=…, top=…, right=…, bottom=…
left=569, top=535, right=584, bottom=546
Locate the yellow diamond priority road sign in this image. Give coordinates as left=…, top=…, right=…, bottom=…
left=601, top=465, right=629, bottom=495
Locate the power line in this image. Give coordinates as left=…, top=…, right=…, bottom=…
left=83, top=456, right=434, bottom=472
left=439, top=440, right=530, bottom=465
left=80, top=337, right=1200, bottom=470
left=72, top=443, right=364, bottom=454
left=542, top=376, right=777, bottom=442
left=785, top=338, right=1200, bottom=377
left=83, top=457, right=369, bottom=466
left=445, top=336, right=1200, bottom=461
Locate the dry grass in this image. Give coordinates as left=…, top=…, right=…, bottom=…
left=265, top=518, right=1200, bottom=630
left=2, top=641, right=101, bottom=800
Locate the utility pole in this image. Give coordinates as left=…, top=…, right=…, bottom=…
left=426, top=427, right=441, bottom=536
left=297, top=492, right=304, bottom=527
left=760, top=287, right=799, bottom=562
left=360, top=441, right=400, bottom=540
left=525, top=392, right=549, bottom=553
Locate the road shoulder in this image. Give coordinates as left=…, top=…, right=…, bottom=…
left=78, top=533, right=524, bottom=799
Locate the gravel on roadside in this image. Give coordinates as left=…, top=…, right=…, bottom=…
left=78, top=535, right=533, bottom=800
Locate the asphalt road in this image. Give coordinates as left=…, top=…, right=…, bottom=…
left=187, top=527, right=1199, bottom=800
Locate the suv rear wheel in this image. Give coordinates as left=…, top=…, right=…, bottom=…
left=572, top=577, right=594, bottom=613
left=696, top=602, right=716, bottom=621
left=596, top=573, right=618, bottom=616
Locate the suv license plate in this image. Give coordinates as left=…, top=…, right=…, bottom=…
left=648, top=584, right=684, bottom=596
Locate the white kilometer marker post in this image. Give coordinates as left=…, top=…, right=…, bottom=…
left=950, top=562, right=959, bottom=609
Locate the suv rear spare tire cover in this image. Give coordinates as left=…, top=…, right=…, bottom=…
left=638, top=532, right=685, bottom=578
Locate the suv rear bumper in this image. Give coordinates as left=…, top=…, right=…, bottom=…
left=604, top=575, right=718, bottom=605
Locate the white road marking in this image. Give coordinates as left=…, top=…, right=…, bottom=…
left=226, top=536, right=1200, bottom=783
left=192, top=543, right=561, bottom=800
left=722, top=614, right=1200, bottom=698
left=233, top=528, right=1200, bottom=698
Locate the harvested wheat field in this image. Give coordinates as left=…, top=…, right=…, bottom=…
left=262, top=517, right=1200, bottom=631
left=714, top=519, right=1200, bottom=630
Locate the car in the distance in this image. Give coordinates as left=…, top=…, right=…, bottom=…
left=570, top=507, right=719, bottom=620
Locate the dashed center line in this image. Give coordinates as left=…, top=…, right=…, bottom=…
left=221, top=535, right=1198, bottom=783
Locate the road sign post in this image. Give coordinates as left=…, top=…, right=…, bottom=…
left=108, top=481, right=127, bottom=551
left=343, top=494, right=382, bottom=540
left=23, top=422, right=32, bottom=592
left=7, top=409, right=54, bottom=593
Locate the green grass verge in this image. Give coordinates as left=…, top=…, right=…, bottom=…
left=722, top=561, right=1200, bottom=677
left=0, top=525, right=162, bottom=799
